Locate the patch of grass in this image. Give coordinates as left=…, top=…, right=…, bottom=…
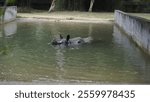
left=130, top=13, right=150, bottom=20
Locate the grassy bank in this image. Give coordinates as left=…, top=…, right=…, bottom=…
left=17, top=11, right=114, bottom=21
left=130, top=13, right=150, bottom=20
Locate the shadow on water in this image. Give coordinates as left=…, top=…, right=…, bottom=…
left=113, top=25, right=150, bottom=83
left=0, top=20, right=150, bottom=84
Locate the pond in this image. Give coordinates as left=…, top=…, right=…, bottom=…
left=0, top=19, right=150, bottom=84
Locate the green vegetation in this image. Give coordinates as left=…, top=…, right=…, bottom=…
left=121, top=0, right=150, bottom=12
left=9, top=0, right=150, bottom=13
left=0, top=8, right=3, bottom=16
left=6, top=0, right=16, bottom=4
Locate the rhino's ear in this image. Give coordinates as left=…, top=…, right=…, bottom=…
left=60, top=34, right=63, bottom=39
left=51, top=39, right=58, bottom=45
left=66, top=35, right=70, bottom=41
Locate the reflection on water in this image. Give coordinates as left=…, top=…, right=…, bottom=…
left=4, top=21, right=17, bottom=37
left=0, top=21, right=17, bottom=37
left=0, top=21, right=17, bottom=55
left=0, top=20, right=150, bottom=84
left=113, top=25, right=150, bottom=83
left=55, top=46, right=65, bottom=80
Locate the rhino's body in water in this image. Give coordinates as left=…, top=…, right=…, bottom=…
left=51, top=35, right=92, bottom=47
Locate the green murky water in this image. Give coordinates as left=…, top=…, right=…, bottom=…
left=0, top=19, right=150, bottom=84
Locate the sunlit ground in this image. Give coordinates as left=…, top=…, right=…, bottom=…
left=17, top=11, right=114, bottom=20
left=17, top=11, right=150, bottom=21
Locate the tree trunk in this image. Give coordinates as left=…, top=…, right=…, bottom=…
left=48, top=0, right=56, bottom=12
left=88, top=0, right=95, bottom=12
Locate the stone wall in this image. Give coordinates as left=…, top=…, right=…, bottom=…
left=115, top=10, right=150, bottom=55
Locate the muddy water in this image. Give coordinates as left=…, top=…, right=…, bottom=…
left=0, top=20, right=150, bottom=84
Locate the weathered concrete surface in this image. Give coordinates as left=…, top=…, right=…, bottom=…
left=0, top=6, right=17, bottom=23
left=4, top=6, right=17, bottom=23
left=115, top=10, right=150, bottom=55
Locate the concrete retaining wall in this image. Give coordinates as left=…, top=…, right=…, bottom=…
left=115, top=10, right=150, bottom=55
left=1, top=6, right=17, bottom=23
